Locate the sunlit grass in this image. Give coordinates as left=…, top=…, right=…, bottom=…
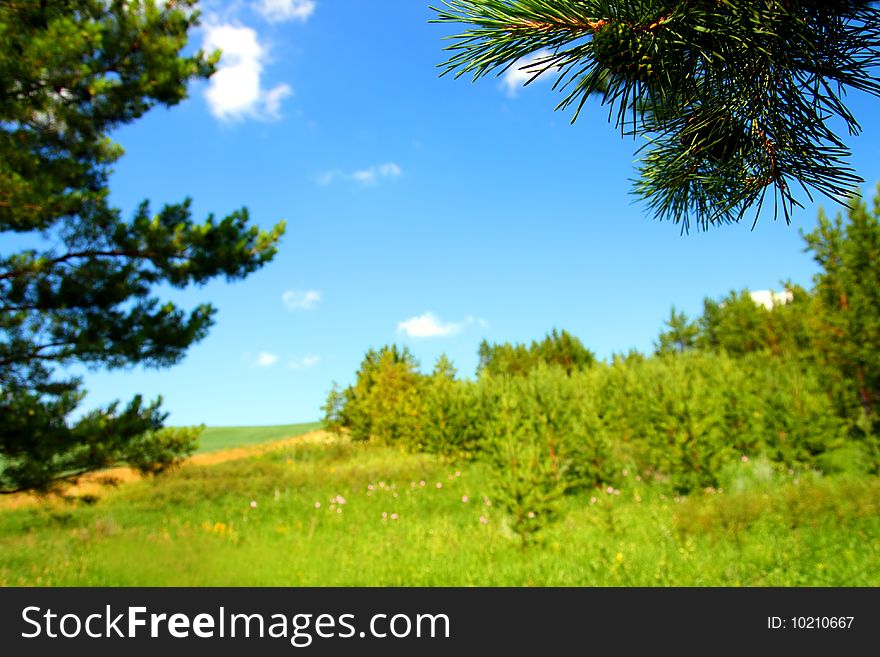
left=1, top=438, right=878, bottom=586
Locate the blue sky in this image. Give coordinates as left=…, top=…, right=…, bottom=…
left=72, top=0, right=880, bottom=427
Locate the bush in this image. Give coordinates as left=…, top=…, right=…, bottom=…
left=478, top=365, right=612, bottom=544
left=320, top=346, right=424, bottom=446
left=324, top=336, right=852, bottom=497
left=417, top=356, right=484, bottom=459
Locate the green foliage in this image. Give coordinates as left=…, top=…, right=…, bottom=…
left=478, top=328, right=595, bottom=376
left=479, top=365, right=612, bottom=543
left=433, top=0, right=880, bottom=228
left=599, top=351, right=846, bottom=492
left=124, top=425, right=203, bottom=476
left=322, top=346, right=425, bottom=446
left=418, top=356, right=484, bottom=459
left=323, top=184, right=880, bottom=518
left=654, top=306, right=698, bottom=354
left=2, top=437, right=879, bottom=586
left=481, top=375, right=570, bottom=545
left=803, top=189, right=880, bottom=447
left=0, top=1, right=285, bottom=493
left=697, top=286, right=813, bottom=357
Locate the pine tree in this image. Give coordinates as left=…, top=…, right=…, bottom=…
left=655, top=307, right=698, bottom=354
left=803, top=186, right=880, bottom=445
left=432, top=1, right=880, bottom=230
left=0, top=1, right=285, bottom=493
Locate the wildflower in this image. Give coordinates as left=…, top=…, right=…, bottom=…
left=367, top=484, right=375, bottom=491
left=606, top=486, right=614, bottom=494
left=527, top=511, right=536, bottom=519
left=614, top=489, right=621, bottom=496
left=461, top=495, right=469, bottom=503
left=250, top=500, right=257, bottom=509
left=590, top=497, right=598, bottom=505
left=381, top=512, right=388, bottom=520
left=622, top=469, right=629, bottom=477
left=314, top=502, right=321, bottom=509
left=391, top=513, right=398, bottom=520
left=615, top=553, right=624, bottom=563
left=335, top=495, right=347, bottom=505
left=436, top=482, right=443, bottom=489
left=483, top=497, right=492, bottom=507
left=419, top=480, right=426, bottom=487
left=379, top=481, right=386, bottom=488
left=336, top=508, right=342, bottom=514
left=479, top=515, right=489, bottom=525
left=455, top=470, right=462, bottom=477
left=634, top=475, right=641, bottom=482
left=741, top=455, right=749, bottom=463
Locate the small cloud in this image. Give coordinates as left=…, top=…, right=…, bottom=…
left=317, top=162, right=403, bottom=187
left=202, top=23, right=292, bottom=121
left=289, top=355, right=321, bottom=369
left=750, top=289, right=794, bottom=310
left=255, top=0, right=317, bottom=23
left=501, top=49, right=556, bottom=98
left=398, top=312, right=464, bottom=338
left=315, top=171, right=339, bottom=186
left=282, top=289, right=321, bottom=310
left=255, top=352, right=279, bottom=367
left=465, top=315, right=490, bottom=329
left=263, top=83, right=293, bottom=119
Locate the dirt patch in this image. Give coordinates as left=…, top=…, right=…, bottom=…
left=1, top=429, right=335, bottom=510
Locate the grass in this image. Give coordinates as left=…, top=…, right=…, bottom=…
left=1, top=434, right=879, bottom=586
left=194, top=422, right=322, bottom=454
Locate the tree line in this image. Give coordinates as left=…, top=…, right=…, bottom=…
left=323, top=191, right=880, bottom=540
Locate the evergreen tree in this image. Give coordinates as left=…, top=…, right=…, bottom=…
left=478, top=328, right=595, bottom=375
left=433, top=1, right=880, bottom=230
left=0, top=1, right=285, bottom=493
left=655, top=306, right=698, bottom=354
left=326, top=346, right=424, bottom=445
left=803, top=187, right=880, bottom=445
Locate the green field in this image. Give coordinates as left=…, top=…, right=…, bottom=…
left=1, top=430, right=878, bottom=586
left=195, top=422, right=322, bottom=454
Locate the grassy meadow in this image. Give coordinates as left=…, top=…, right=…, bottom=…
left=197, top=422, right=322, bottom=453
left=1, top=429, right=879, bottom=586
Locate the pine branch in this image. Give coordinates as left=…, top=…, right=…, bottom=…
left=433, top=0, right=880, bottom=229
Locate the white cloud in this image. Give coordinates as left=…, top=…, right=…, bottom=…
left=255, top=0, right=317, bottom=23
left=263, top=82, right=293, bottom=119
left=750, top=289, right=794, bottom=310
left=465, top=315, right=490, bottom=329
left=202, top=23, right=292, bottom=121
left=255, top=352, right=279, bottom=367
left=317, top=162, right=402, bottom=187
left=501, top=49, right=556, bottom=98
left=398, top=312, right=464, bottom=338
left=282, top=289, right=321, bottom=310
left=289, top=355, right=321, bottom=369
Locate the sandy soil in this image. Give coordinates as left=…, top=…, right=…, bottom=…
left=0, top=429, right=335, bottom=510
